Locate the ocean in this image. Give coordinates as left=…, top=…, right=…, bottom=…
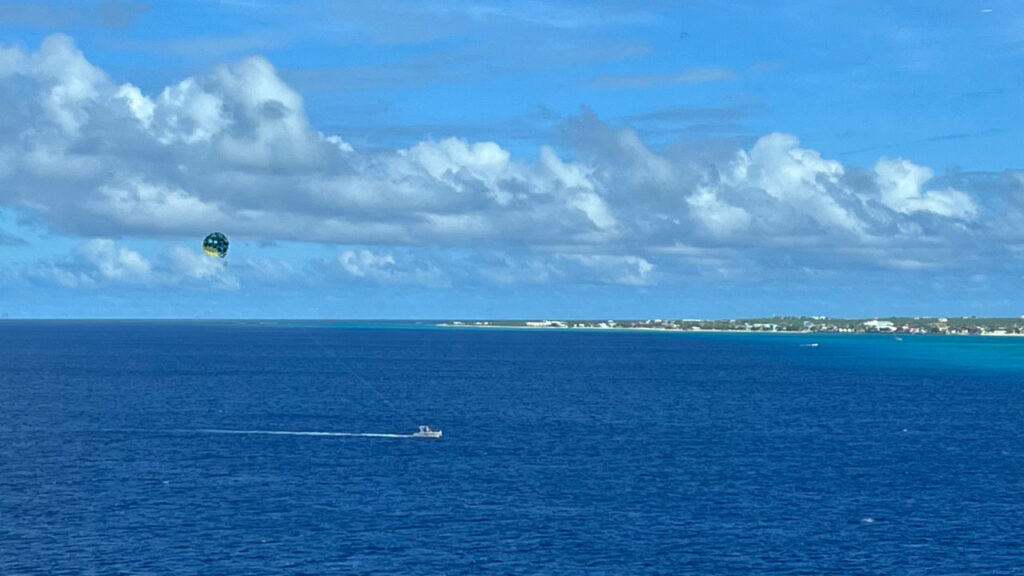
left=2, top=321, right=1024, bottom=574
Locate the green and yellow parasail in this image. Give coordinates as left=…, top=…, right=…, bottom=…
left=202, top=232, right=229, bottom=259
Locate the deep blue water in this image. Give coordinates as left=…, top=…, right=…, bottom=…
left=3, top=322, right=1024, bottom=574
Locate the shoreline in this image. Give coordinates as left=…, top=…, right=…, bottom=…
left=436, top=322, right=1024, bottom=337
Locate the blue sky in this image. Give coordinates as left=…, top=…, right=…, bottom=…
left=1, top=0, right=1023, bottom=319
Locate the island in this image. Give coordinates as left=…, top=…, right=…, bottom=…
left=440, top=316, right=1024, bottom=336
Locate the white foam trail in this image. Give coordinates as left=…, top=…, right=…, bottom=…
left=193, top=429, right=416, bottom=439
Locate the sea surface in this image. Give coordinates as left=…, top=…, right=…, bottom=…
left=2, top=321, right=1024, bottom=574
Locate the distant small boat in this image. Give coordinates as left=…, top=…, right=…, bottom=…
left=412, top=425, right=442, bottom=439
left=800, top=343, right=819, bottom=348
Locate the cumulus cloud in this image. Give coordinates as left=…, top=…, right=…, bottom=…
left=27, top=262, right=96, bottom=289
left=0, top=34, right=1013, bottom=293
left=557, top=254, right=656, bottom=286
left=80, top=239, right=152, bottom=282
left=726, top=132, right=863, bottom=235
left=873, top=157, right=978, bottom=220
left=686, top=186, right=751, bottom=237
left=338, top=249, right=448, bottom=287
left=89, top=179, right=223, bottom=230
left=467, top=252, right=559, bottom=286
left=18, top=239, right=240, bottom=291
left=168, top=245, right=240, bottom=289
left=247, top=257, right=295, bottom=283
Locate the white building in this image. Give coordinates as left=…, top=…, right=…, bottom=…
left=862, top=320, right=896, bottom=332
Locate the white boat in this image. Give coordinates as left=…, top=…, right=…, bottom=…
left=412, top=425, right=443, bottom=439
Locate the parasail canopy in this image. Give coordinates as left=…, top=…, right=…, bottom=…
left=202, top=232, right=229, bottom=259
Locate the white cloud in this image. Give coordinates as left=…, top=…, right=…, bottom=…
left=405, top=137, right=510, bottom=183
left=169, top=245, right=240, bottom=289
left=873, top=158, right=978, bottom=220
left=402, top=137, right=519, bottom=205
left=539, top=146, right=594, bottom=191
left=324, top=134, right=354, bottom=153
left=338, top=249, right=448, bottom=286
left=568, top=189, right=617, bottom=235
left=557, top=254, right=655, bottom=286
left=31, top=34, right=107, bottom=135
left=18, top=239, right=244, bottom=291
left=0, top=44, right=26, bottom=78
left=80, top=239, right=152, bottom=282
left=727, top=133, right=864, bottom=234
left=213, top=56, right=325, bottom=168
left=686, top=186, right=751, bottom=236
left=89, top=179, right=223, bottom=230
left=153, top=77, right=227, bottom=144
left=339, top=249, right=392, bottom=278
left=28, top=262, right=96, bottom=288
left=248, top=257, right=295, bottom=282
left=20, top=238, right=151, bottom=289
left=116, top=83, right=155, bottom=127
left=470, top=252, right=559, bottom=285
left=0, top=34, right=1010, bottom=293
left=21, top=141, right=106, bottom=181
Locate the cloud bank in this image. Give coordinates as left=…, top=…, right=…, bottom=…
left=1, top=34, right=1022, bottom=296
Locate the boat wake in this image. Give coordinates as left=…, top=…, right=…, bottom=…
left=191, top=429, right=422, bottom=439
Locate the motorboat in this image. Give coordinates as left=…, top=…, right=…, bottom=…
left=412, top=425, right=443, bottom=439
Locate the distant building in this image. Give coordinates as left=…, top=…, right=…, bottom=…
left=862, top=320, right=896, bottom=332
left=525, top=320, right=567, bottom=328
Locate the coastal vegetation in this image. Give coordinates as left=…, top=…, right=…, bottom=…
left=445, top=316, right=1024, bottom=335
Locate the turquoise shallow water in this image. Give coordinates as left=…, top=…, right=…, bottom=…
left=2, top=322, right=1023, bottom=574
left=624, top=329, right=1024, bottom=380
